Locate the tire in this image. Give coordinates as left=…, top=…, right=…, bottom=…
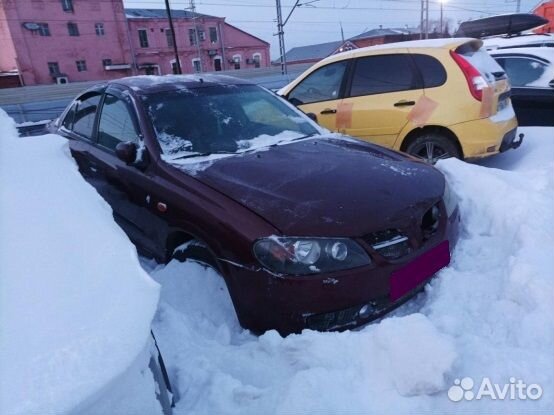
left=405, top=133, right=462, bottom=164
left=170, top=239, right=218, bottom=269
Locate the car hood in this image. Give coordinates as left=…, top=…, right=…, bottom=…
left=173, top=136, right=445, bottom=236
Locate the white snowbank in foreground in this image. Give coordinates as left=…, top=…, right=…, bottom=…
left=0, top=110, right=161, bottom=415
left=149, top=127, right=553, bottom=414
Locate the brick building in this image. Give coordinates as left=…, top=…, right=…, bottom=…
left=0, top=0, right=270, bottom=87
left=534, top=0, right=554, bottom=33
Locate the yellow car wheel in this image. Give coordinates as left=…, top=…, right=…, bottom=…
left=405, top=133, right=463, bottom=164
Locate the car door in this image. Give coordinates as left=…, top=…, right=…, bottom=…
left=89, top=89, right=169, bottom=259
left=285, top=60, right=350, bottom=131
left=62, top=91, right=105, bottom=187
left=493, top=54, right=554, bottom=126
left=340, top=52, right=423, bottom=148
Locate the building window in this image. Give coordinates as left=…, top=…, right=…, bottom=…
left=188, top=28, right=197, bottom=45
left=253, top=53, right=261, bottom=68
left=37, top=23, right=50, bottom=36
left=48, top=62, right=60, bottom=75
left=232, top=54, right=241, bottom=70
left=67, top=22, right=79, bottom=36
left=61, top=0, right=73, bottom=12
left=102, top=59, right=112, bottom=67
left=192, top=58, right=201, bottom=73
left=95, top=23, right=105, bottom=36
left=165, top=29, right=174, bottom=47
left=209, top=27, right=218, bottom=43
left=138, top=29, right=149, bottom=48
left=76, top=60, right=87, bottom=72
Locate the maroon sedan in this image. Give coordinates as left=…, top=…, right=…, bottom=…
left=54, top=75, right=459, bottom=335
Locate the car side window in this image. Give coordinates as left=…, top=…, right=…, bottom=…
left=98, top=94, right=140, bottom=150
left=287, top=60, right=348, bottom=105
left=61, top=102, right=76, bottom=130
left=73, top=94, right=101, bottom=139
left=494, top=56, right=548, bottom=87
left=349, top=54, right=417, bottom=97
left=412, top=54, right=447, bottom=88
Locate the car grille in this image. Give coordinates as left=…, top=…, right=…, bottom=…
left=364, top=229, right=411, bottom=260
left=363, top=203, right=441, bottom=260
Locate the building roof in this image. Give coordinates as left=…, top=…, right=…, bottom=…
left=348, top=27, right=418, bottom=40
left=283, top=40, right=343, bottom=62
left=124, top=8, right=219, bottom=19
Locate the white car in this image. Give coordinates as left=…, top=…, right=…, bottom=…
left=489, top=47, right=554, bottom=126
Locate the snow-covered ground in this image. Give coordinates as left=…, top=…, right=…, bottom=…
left=147, top=127, right=554, bottom=414
left=0, top=110, right=162, bottom=415
left=1, top=102, right=552, bottom=414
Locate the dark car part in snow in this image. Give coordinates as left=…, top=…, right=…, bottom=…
left=55, top=75, right=459, bottom=335
left=149, top=331, right=175, bottom=415
left=455, top=13, right=549, bottom=38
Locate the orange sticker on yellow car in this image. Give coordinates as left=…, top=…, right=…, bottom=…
left=336, top=102, right=354, bottom=129
left=407, top=96, right=438, bottom=127
left=480, top=86, right=494, bottom=118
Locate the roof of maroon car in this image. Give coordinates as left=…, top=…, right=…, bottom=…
left=110, top=74, right=253, bottom=94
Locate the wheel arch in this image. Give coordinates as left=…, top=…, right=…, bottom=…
left=164, top=228, right=225, bottom=274
left=399, top=125, right=464, bottom=159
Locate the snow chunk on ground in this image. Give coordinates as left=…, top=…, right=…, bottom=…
left=0, top=110, right=160, bottom=415
left=149, top=127, right=553, bottom=414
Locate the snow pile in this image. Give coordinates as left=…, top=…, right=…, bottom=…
left=150, top=127, right=553, bottom=414
left=0, top=110, right=161, bottom=415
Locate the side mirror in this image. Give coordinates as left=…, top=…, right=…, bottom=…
left=549, top=79, right=554, bottom=88
left=306, top=112, right=318, bottom=123
left=115, top=141, right=137, bottom=164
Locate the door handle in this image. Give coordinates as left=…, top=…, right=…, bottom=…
left=394, top=100, right=416, bottom=107
left=320, top=108, right=337, bottom=114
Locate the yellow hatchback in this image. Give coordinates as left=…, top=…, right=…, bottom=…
left=279, top=38, right=522, bottom=162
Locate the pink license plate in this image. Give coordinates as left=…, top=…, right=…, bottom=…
left=390, top=241, right=450, bottom=301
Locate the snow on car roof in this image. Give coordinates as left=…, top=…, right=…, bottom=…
left=0, top=110, right=160, bottom=414
left=483, top=33, right=554, bottom=50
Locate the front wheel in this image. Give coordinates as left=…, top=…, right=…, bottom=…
left=405, top=133, right=462, bottom=164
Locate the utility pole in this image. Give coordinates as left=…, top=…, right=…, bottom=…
left=516, top=0, right=521, bottom=12
left=420, top=0, right=429, bottom=39
left=165, top=0, right=182, bottom=74
left=275, top=0, right=319, bottom=75
left=189, top=0, right=203, bottom=73
left=276, top=0, right=287, bottom=75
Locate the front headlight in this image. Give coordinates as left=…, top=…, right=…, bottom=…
left=443, top=180, right=457, bottom=217
left=253, top=236, right=371, bottom=276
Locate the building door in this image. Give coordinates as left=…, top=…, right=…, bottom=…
left=214, top=58, right=222, bottom=71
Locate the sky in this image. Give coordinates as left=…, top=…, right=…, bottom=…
left=124, top=0, right=545, bottom=57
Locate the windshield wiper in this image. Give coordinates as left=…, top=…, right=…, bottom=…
left=170, top=150, right=236, bottom=160
left=291, top=132, right=319, bottom=141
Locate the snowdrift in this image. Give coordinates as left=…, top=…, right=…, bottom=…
left=150, top=127, right=554, bottom=414
left=0, top=110, right=161, bottom=415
